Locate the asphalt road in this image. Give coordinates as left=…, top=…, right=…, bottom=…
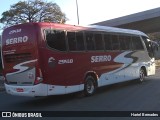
left=1, top=69, right=160, bottom=120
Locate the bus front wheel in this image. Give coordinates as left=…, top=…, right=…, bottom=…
left=84, top=76, right=96, bottom=96
left=139, top=68, right=145, bottom=82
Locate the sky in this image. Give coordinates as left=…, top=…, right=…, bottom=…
left=0, top=0, right=160, bottom=33
left=53, top=0, right=160, bottom=25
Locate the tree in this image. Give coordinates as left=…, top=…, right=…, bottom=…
left=0, top=0, right=67, bottom=28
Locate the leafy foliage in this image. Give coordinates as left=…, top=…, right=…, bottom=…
left=0, top=0, right=67, bottom=27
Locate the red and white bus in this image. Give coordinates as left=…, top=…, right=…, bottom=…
left=1, top=22, right=156, bottom=97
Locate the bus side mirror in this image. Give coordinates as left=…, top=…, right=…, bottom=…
left=156, top=46, right=159, bottom=51
left=152, top=42, right=159, bottom=51
left=155, top=44, right=159, bottom=51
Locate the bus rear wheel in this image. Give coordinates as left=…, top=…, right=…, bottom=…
left=84, top=76, right=96, bottom=96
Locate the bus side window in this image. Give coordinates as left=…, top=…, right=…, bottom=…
left=94, top=33, right=104, bottom=50
left=67, top=32, right=77, bottom=51
left=104, top=34, right=112, bottom=50
left=46, top=30, right=66, bottom=51
left=125, top=36, right=132, bottom=50
left=111, top=35, right=119, bottom=50
left=119, top=35, right=127, bottom=50
left=76, top=31, right=85, bottom=51
left=85, top=32, right=95, bottom=51
left=132, top=36, right=144, bottom=50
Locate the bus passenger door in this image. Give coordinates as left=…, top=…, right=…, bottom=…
left=147, top=58, right=155, bottom=75
left=144, top=39, right=156, bottom=76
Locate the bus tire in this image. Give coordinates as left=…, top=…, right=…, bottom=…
left=138, top=68, right=145, bottom=83
left=84, top=76, right=96, bottom=96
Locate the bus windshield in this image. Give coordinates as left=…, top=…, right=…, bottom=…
left=142, top=37, right=158, bottom=58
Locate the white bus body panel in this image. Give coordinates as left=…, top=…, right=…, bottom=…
left=5, top=83, right=84, bottom=97
left=147, top=58, right=156, bottom=76
left=5, top=83, right=48, bottom=97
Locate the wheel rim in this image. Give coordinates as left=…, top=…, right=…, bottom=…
left=86, top=80, right=94, bottom=94
left=140, top=69, right=145, bottom=82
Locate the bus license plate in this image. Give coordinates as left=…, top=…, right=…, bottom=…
left=16, top=88, right=24, bottom=92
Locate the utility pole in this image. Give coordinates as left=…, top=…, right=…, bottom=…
left=76, top=0, right=79, bottom=25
